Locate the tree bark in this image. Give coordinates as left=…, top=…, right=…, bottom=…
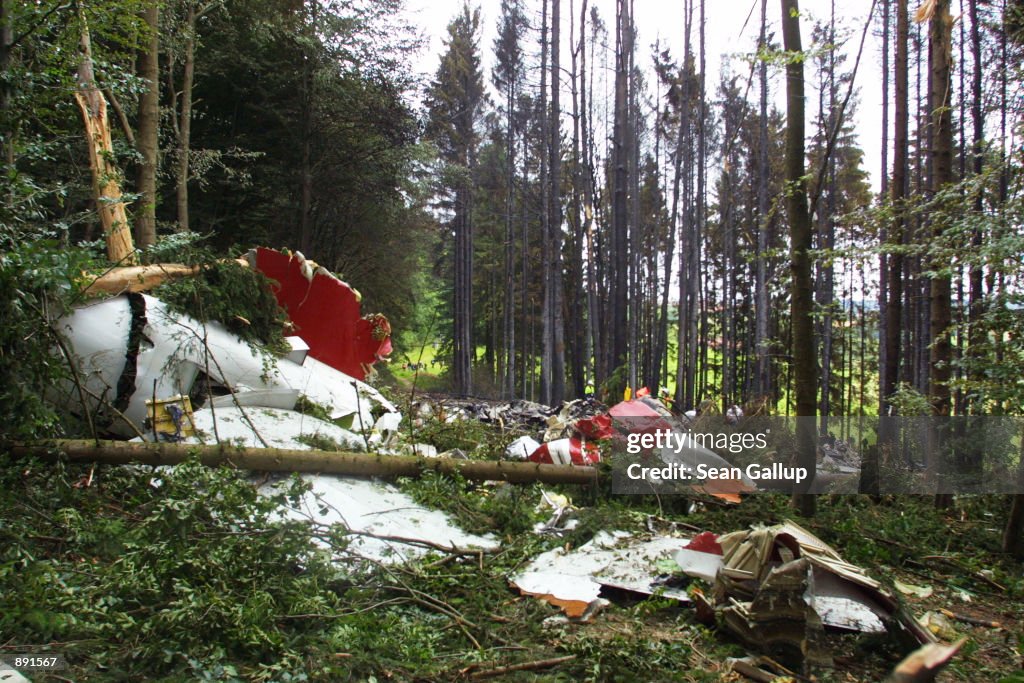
left=6, top=440, right=599, bottom=486
left=780, top=0, right=816, bottom=516
left=868, top=0, right=909, bottom=494
left=689, top=0, right=706, bottom=411
left=134, top=1, right=160, bottom=249
left=568, top=0, right=587, bottom=399
left=542, top=0, right=565, bottom=405
left=885, top=0, right=909, bottom=408
left=1, top=0, right=14, bottom=166
left=74, top=13, right=136, bottom=265
left=755, top=0, right=771, bottom=400
left=610, top=0, right=630, bottom=376
left=581, top=4, right=602, bottom=393
left=966, top=0, right=984, bottom=404
left=176, top=2, right=196, bottom=232
left=539, top=0, right=552, bottom=403
left=878, top=0, right=890, bottom=420
left=927, top=0, right=953, bottom=419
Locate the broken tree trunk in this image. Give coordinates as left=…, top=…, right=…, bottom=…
left=83, top=263, right=200, bottom=295
left=7, top=440, right=599, bottom=486
left=81, top=258, right=251, bottom=295
left=74, top=13, right=136, bottom=265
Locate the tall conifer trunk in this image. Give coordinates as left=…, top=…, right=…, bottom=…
left=135, top=2, right=159, bottom=248
left=780, top=0, right=815, bottom=516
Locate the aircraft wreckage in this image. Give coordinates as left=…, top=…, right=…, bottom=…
left=19, top=247, right=954, bottom=677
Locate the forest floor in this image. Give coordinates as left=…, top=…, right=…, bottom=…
left=2, top=386, right=1023, bottom=682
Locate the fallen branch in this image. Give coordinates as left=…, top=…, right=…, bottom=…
left=920, top=555, right=1006, bottom=591
left=4, top=440, right=599, bottom=486
left=468, top=655, right=577, bottom=679
left=939, top=608, right=1001, bottom=629
left=728, top=659, right=777, bottom=683
left=339, top=529, right=495, bottom=556
left=80, top=259, right=250, bottom=296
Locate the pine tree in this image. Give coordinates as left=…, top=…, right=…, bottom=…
left=426, top=4, right=486, bottom=397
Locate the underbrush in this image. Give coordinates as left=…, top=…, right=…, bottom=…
left=2, top=450, right=1022, bottom=681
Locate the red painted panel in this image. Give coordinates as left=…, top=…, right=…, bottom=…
left=254, top=248, right=391, bottom=380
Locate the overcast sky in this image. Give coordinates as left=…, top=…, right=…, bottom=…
left=402, top=0, right=888, bottom=191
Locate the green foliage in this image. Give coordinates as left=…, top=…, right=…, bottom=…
left=562, top=628, right=695, bottom=682
left=399, top=470, right=541, bottom=536
left=2, top=0, right=146, bottom=243
left=294, top=433, right=347, bottom=452
left=0, top=239, right=102, bottom=440
left=410, top=415, right=510, bottom=457
left=185, top=0, right=425, bottom=331
left=886, top=383, right=935, bottom=416
left=0, top=457, right=354, bottom=680
left=155, top=259, right=291, bottom=356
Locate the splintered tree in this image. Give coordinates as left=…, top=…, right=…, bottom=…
left=74, top=8, right=136, bottom=265
left=427, top=4, right=485, bottom=397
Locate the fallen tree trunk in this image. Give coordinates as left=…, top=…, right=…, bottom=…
left=83, top=263, right=201, bottom=295
left=82, top=258, right=252, bottom=296
left=6, top=440, right=599, bottom=486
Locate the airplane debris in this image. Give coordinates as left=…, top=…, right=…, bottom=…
left=885, top=638, right=966, bottom=683
left=54, top=292, right=396, bottom=441
left=260, top=473, right=498, bottom=564
left=506, top=435, right=541, bottom=461
left=527, top=438, right=601, bottom=466
left=510, top=531, right=691, bottom=620
left=250, top=248, right=391, bottom=381
left=894, top=579, right=934, bottom=599
left=685, top=521, right=936, bottom=666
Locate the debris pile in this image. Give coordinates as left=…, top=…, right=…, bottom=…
left=819, top=435, right=863, bottom=474
left=50, top=248, right=501, bottom=563
left=508, top=519, right=945, bottom=674
left=679, top=521, right=936, bottom=666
